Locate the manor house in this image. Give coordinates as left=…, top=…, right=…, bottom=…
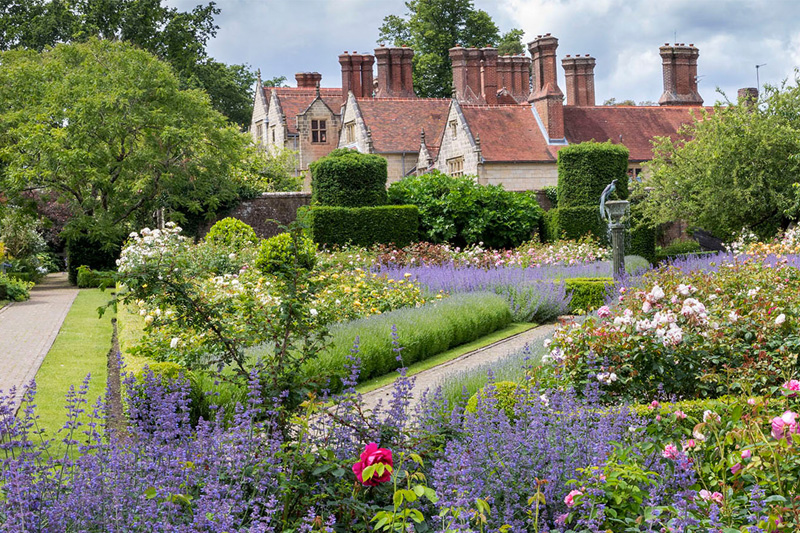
left=250, top=34, right=753, bottom=192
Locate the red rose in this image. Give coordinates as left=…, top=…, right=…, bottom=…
left=352, top=442, right=393, bottom=486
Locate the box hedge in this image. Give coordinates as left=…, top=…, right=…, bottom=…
left=564, top=277, right=614, bottom=313
left=76, top=266, right=116, bottom=289
left=556, top=141, right=630, bottom=209
left=307, top=205, right=419, bottom=248
left=302, top=292, right=512, bottom=393
left=310, top=148, right=388, bottom=207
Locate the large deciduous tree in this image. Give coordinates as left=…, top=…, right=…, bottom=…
left=0, top=38, right=253, bottom=250
left=639, top=81, right=800, bottom=240
left=0, top=0, right=254, bottom=127
left=378, top=0, right=522, bottom=98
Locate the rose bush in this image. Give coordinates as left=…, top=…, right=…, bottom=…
left=352, top=442, right=393, bottom=486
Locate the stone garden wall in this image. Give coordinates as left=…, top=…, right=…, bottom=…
left=199, top=192, right=312, bottom=239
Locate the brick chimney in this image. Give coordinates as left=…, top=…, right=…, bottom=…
left=295, top=72, right=322, bottom=88
left=562, top=54, right=595, bottom=106
left=658, top=43, right=703, bottom=106
left=338, top=52, right=375, bottom=101
left=450, top=46, right=500, bottom=104
left=374, top=46, right=415, bottom=98
left=511, top=55, right=531, bottom=103
left=737, top=87, right=758, bottom=106
left=528, top=34, right=564, bottom=140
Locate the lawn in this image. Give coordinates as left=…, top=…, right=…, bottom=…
left=29, top=288, right=114, bottom=441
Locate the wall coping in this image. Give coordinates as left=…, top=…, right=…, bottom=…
left=259, top=191, right=312, bottom=198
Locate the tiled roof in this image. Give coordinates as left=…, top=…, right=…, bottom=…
left=355, top=98, right=450, bottom=153
left=460, top=105, right=555, bottom=162
left=268, top=88, right=343, bottom=135
left=563, top=106, right=710, bottom=161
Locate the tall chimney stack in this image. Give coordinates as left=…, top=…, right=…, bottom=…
left=528, top=34, right=565, bottom=140
left=374, top=46, right=415, bottom=98
left=296, top=72, right=322, bottom=88
left=658, top=43, right=703, bottom=106
left=339, top=53, right=375, bottom=101
left=450, top=46, right=500, bottom=104
left=562, top=54, right=595, bottom=106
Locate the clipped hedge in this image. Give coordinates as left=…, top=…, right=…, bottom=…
left=307, top=205, right=419, bottom=248
left=546, top=206, right=609, bottom=244
left=310, top=148, right=388, bottom=207
left=304, top=292, right=512, bottom=393
left=205, top=217, right=258, bottom=249
left=556, top=141, right=630, bottom=208
left=255, top=231, right=317, bottom=274
left=66, top=234, right=121, bottom=285
left=655, top=239, right=702, bottom=263
left=76, top=266, right=116, bottom=289
left=564, top=277, right=613, bottom=313
left=629, top=222, right=657, bottom=264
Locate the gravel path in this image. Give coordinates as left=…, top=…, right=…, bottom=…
left=0, top=273, right=78, bottom=407
left=360, top=323, right=556, bottom=413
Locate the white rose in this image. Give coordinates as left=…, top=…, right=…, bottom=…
left=170, top=338, right=179, bottom=349
left=775, top=313, right=786, bottom=325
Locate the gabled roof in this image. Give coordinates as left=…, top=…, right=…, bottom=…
left=269, top=88, right=343, bottom=135
left=354, top=98, right=450, bottom=153
left=460, top=105, right=555, bottom=162
left=563, top=106, right=710, bottom=162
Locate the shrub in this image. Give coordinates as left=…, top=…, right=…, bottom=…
left=310, top=148, right=388, bottom=207
left=543, top=185, right=558, bottom=207
left=0, top=272, right=33, bottom=301
left=629, top=220, right=657, bottom=264
left=307, top=205, right=419, bottom=248
left=465, top=381, right=520, bottom=419
left=66, top=234, right=121, bottom=285
left=204, top=217, right=258, bottom=249
left=255, top=231, right=317, bottom=274
left=556, top=141, right=629, bottom=208
left=388, top=171, right=543, bottom=248
left=76, top=266, right=116, bottom=289
left=564, top=277, right=613, bottom=313
left=624, top=254, right=651, bottom=275
left=655, top=239, right=702, bottom=263
left=301, top=292, right=512, bottom=392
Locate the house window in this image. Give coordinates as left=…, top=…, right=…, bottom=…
left=344, top=121, right=356, bottom=143
left=311, top=119, right=327, bottom=143
left=270, top=126, right=276, bottom=143
left=449, top=120, right=458, bottom=139
left=447, top=156, right=464, bottom=177
left=255, top=121, right=264, bottom=142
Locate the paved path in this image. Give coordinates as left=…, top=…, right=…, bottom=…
left=360, top=323, right=557, bottom=413
left=0, top=273, right=78, bottom=407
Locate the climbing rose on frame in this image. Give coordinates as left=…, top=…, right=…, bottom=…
left=352, top=442, right=393, bottom=486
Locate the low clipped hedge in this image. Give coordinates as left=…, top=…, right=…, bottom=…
left=307, top=205, right=419, bottom=248
left=66, top=234, right=121, bottom=285
left=205, top=217, right=258, bottom=249
left=76, top=266, right=116, bottom=289
left=655, top=240, right=702, bottom=263
left=545, top=206, right=609, bottom=244
left=564, top=277, right=614, bottom=313
left=304, top=292, right=512, bottom=393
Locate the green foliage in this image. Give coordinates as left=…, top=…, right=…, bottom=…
left=497, top=28, right=525, bottom=55
left=307, top=206, right=419, bottom=248
left=0, top=39, right=254, bottom=249
left=545, top=206, right=608, bottom=245
left=76, top=266, right=116, bottom=289
left=624, top=255, right=651, bottom=275
left=0, top=272, right=33, bottom=301
left=303, top=292, right=512, bottom=393
left=310, top=149, right=388, bottom=207
left=465, top=381, right=520, bottom=419
left=0, top=0, right=254, bottom=127
left=377, top=0, right=501, bottom=98
left=66, top=234, right=121, bottom=286
left=255, top=231, right=317, bottom=274
left=556, top=141, right=630, bottom=208
left=240, top=147, right=302, bottom=193
left=629, top=220, right=657, bottom=264
left=543, top=186, right=558, bottom=207
left=640, top=80, right=800, bottom=240
left=205, top=218, right=258, bottom=250
left=656, top=239, right=702, bottom=263
left=388, top=171, right=543, bottom=248
left=564, top=278, right=613, bottom=313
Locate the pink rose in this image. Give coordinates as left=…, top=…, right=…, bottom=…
left=674, top=410, right=687, bottom=420
left=747, top=398, right=757, bottom=406
left=662, top=444, right=679, bottom=460
left=699, top=490, right=723, bottom=504
left=597, top=305, right=611, bottom=318
left=564, top=489, right=583, bottom=507
left=741, top=449, right=752, bottom=460
left=352, top=442, right=393, bottom=486
left=782, top=379, right=800, bottom=397
left=731, top=462, right=742, bottom=475
left=771, top=411, right=799, bottom=440
left=682, top=439, right=696, bottom=451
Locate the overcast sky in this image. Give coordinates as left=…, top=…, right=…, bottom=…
left=169, top=0, right=800, bottom=105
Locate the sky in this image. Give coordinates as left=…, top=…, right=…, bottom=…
left=168, top=0, right=800, bottom=106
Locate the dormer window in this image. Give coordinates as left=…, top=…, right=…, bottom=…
left=312, top=119, right=327, bottom=143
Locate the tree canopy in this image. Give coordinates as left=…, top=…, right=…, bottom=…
left=0, top=0, right=254, bottom=127
left=638, top=81, right=800, bottom=240
left=378, top=0, right=523, bottom=98
left=0, top=38, right=255, bottom=247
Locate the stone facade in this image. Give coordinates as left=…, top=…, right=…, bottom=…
left=296, top=97, right=341, bottom=177
left=199, top=192, right=312, bottom=240
left=432, top=101, right=481, bottom=177
left=481, top=162, right=558, bottom=191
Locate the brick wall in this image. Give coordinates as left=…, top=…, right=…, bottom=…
left=199, top=192, right=312, bottom=239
